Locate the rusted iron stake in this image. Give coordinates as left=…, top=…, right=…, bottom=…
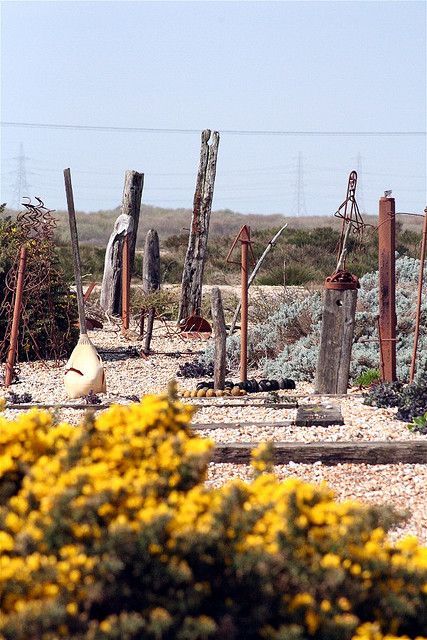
left=409, top=206, right=427, bottom=382
left=83, top=281, right=97, bottom=303
left=122, top=234, right=130, bottom=332
left=378, top=196, right=397, bottom=381
left=5, top=245, right=27, bottom=387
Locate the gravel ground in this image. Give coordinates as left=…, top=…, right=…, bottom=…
left=3, top=321, right=426, bottom=542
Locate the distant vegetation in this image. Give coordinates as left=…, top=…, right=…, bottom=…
left=2, top=204, right=423, bottom=286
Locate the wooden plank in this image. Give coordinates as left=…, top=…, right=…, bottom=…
left=295, top=403, right=343, bottom=427
left=211, top=441, right=427, bottom=465
left=186, top=402, right=298, bottom=409
left=192, top=421, right=292, bottom=430
left=315, top=288, right=357, bottom=394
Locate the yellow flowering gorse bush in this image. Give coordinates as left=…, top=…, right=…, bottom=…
left=0, top=383, right=426, bottom=639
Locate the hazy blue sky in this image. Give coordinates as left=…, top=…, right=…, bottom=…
left=1, top=0, right=426, bottom=215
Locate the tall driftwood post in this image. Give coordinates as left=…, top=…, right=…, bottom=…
left=315, top=287, right=358, bottom=394
left=211, top=287, right=226, bottom=390
left=178, top=130, right=220, bottom=321
left=100, top=214, right=133, bottom=315
left=141, top=229, right=161, bottom=354
left=122, top=170, right=144, bottom=273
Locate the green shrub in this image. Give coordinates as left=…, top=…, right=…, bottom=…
left=0, top=208, right=78, bottom=362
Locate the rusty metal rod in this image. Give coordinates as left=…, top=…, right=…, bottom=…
left=378, top=197, right=397, bottom=382
left=409, top=206, right=427, bottom=382
left=5, top=246, right=27, bottom=387
left=122, top=233, right=130, bottom=332
left=83, top=281, right=97, bottom=302
left=240, top=233, right=249, bottom=382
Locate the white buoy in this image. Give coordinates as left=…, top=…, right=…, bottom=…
left=64, top=334, right=106, bottom=398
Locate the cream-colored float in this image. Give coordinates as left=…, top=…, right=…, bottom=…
left=64, top=334, right=106, bottom=398
left=63, top=168, right=107, bottom=398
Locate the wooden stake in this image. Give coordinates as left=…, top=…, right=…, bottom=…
left=378, top=196, right=397, bottom=381
left=211, top=287, right=226, bottom=389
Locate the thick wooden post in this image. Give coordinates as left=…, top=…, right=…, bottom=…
left=211, top=287, right=226, bottom=390
left=378, top=196, right=397, bottom=381
left=141, top=230, right=161, bottom=354
left=142, top=230, right=160, bottom=294
left=315, top=288, right=358, bottom=394
left=122, top=170, right=144, bottom=273
left=100, top=214, right=133, bottom=315
left=178, top=130, right=220, bottom=321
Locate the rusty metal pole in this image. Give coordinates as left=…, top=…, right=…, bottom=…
left=5, top=245, right=27, bottom=387
left=378, top=196, right=397, bottom=381
left=240, top=230, right=249, bottom=382
left=122, top=234, right=130, bottom=332
left=409, top=206, right=427, bottom=382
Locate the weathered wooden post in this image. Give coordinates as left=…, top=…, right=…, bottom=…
left=315, top=273, right=359, bottom=394
left=211, top=287, right=226, bottom=390
left=100, top=214, right=133, bottom=315
left=4, top=246, right=27, bottom=387
left=122, top=170, right=144, bottom=273
left=141, top=229, right=160, bottom=354
left=100, top=170, right=143, bottom=315
left=178, top=130, right=220, bottom=321
left=378, top=195, right=397, bottom=382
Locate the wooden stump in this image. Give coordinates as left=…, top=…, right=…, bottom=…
left=211, top=287, right=226, bottom=389
left=178, top=130, right=220, bottom=321
left=143, top=230, right=160, bottom=294
left=315, top=288, right=358, bottom=394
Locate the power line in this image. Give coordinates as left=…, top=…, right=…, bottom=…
left=1, top=121, right=426, bottom=136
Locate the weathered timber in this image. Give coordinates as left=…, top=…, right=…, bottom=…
left=122, top=170, right=144, bottom=273
left=229, top=224, right=288, bottom=335
left=192, top=421, right=293, bottom=430
left=315, top=288, right=358, bottom=394
left=178, top=130, right=220, bottom=320
left=142, top=229, right=161, bottom=294
left=185, top=402, right=298, bottom=409
left=100, top=213, right=133, bottom=315
left=295, top=403, right=344, bottom=427
left=212, top=441, right=427, bottom=465
left=211, top=287, right=227, bottom=389
left=378, top=196, right=397, bottom=381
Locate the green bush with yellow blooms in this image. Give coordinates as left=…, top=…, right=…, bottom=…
left=0, top=385, right=426, bottom=639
